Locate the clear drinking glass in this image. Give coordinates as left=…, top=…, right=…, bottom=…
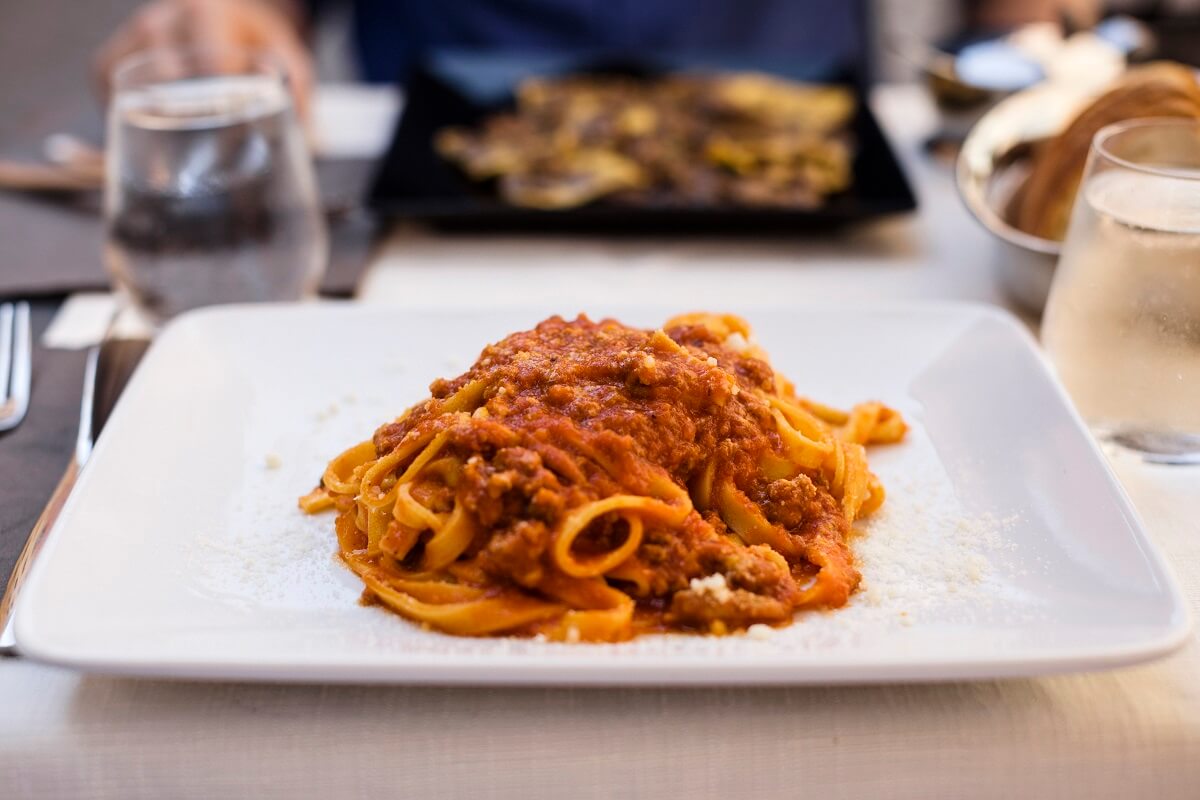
left=1042, top=118, right=1200, bottom=463
left=104, top=47, right=327, bottom=325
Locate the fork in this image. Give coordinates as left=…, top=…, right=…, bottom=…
left=0, top=302, right=32, bottom=432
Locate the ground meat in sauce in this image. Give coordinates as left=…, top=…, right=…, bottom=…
left=369, top=314, right=863, bottom=633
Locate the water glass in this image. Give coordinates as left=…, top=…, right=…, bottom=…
left=104, top=47, right=327, bottom=325
left=1042, top=118, right=1200, bottom=463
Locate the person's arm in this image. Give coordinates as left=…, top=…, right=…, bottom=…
left=93, top=0, right=316, bottom=118
left=970, top=0, right=1102, bottom=28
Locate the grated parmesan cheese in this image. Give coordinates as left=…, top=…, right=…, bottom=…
left=724, top=332, right=749, bottom=353
left=689, top=573, right=733, bottom=603
left=746, top=624, right=774, bottom=640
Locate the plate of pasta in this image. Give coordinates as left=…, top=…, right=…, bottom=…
left=13, top=303, right=1189, bottom=684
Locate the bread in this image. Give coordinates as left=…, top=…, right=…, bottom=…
left=1013, top=62, right=1200, bottom=241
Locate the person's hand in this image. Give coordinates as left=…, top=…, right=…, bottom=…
left=972, top=0, right=1102, bottom=29
left=94, top=0, right=314, bottom=119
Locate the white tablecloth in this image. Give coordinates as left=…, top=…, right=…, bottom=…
left=3, top=86, right=1197, bottom=799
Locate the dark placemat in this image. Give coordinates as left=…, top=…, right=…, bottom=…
left=0, top=301, right=87, bottom=590
left=0, top=192, right=105, bottom=298
left=0, top=305, right=155, bottom=600
left=0, top=157, right=382, bottom=300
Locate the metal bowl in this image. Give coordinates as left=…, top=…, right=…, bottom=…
left=956, top=82, right=1100, bottom=313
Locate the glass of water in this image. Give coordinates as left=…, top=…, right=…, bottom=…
left=104, top=47, right=327, bottom=325
left=1042, top=118, right=1200, bottom=463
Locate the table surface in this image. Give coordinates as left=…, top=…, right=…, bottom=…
left=2, top=85, right=1198, bottom=799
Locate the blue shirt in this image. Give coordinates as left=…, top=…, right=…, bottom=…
left=310, top=0, right=867, bottom=83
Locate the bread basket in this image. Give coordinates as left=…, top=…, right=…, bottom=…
left=955, top=83, right=1098, bottom=313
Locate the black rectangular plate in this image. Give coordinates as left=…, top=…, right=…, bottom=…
left=368, top=53, right=917, bottom=234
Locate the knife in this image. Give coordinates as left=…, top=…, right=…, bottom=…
left=0, top=337, right=149, bottom=656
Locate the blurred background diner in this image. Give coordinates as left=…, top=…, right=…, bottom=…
left=83, top=0, right=1196, bottom=95
left=2, top=0, right=1198, bottom=305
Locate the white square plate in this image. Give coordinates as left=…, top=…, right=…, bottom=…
left=14, top=303, right=1190, bottom=684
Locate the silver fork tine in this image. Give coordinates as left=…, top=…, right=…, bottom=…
left=0, top=302, right=31, bottom=432
left=11, top=303, right=31, bottom=422
left=0, top=304, right=12, bottom=412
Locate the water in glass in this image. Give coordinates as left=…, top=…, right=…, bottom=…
left=105, top=54, right=326, bottom=324
left=1042, top=119, right=1200, bottom=462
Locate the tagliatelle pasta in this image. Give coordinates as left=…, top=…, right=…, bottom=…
left=300, top=313, right=905, bottom=641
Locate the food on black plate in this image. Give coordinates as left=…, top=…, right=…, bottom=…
left=435, top=72, right=856, bottom=210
